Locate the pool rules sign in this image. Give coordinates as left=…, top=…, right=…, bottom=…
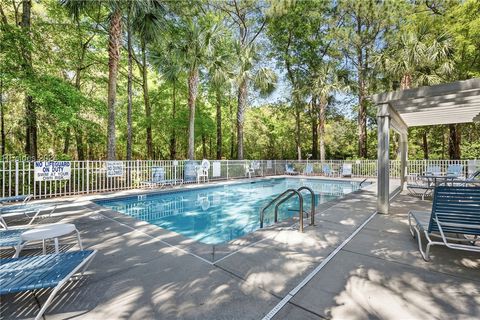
left=34, top=161, right=71, bottom=182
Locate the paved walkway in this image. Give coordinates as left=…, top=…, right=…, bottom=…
left=2, top=182, right=479, bottom=319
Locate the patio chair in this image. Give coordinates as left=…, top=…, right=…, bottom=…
left=408, top=186, right=480, bottom=261
left=245, top=161, right=255, bottom=178
left=140, top=166, right=183, bottom=189
left=322, top=164, right=335, bottom=177
left=0, top=203, right=57, bottom=229
left=446, top=164, right=463, bottom=177
left=0, top=228, right=29, bottom=248
left=341, top=163, right=352, bottom=177
left=424, top=165, right=442, bottom=175
left=303, top=163, right=314, bottom=175
left=196, top=159, right=210, bottom=183
left=0, top=195, right=33, bottom=205
left=0, top=250, right=97, bottom=320
left=284, top=163, right=298, bottom=175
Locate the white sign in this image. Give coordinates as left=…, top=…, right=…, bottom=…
left=107, top=161, right=124, bottom=177
left=34, top=161, right=71, bottom=182
left=212, top=161, right=221, bottom=177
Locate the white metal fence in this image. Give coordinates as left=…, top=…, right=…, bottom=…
left=1, top=159, right=478, bottom=199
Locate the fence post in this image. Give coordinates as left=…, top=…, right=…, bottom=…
left=15, top=160, right=19, bottom=196
left=226, top=160, right=229, bottom=180
left=274, top=160, right=276, bottom=175
left=86, top=160, right=90, bottom=194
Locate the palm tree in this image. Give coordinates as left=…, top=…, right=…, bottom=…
left=381, top=23, right=454, bottom=159
left=176, top=20, right=218, bottom=160
left=208, top=44, right=234, bottom=159
left=309, top=63, right=348, bottom=161
left=131, top=1, right=164, bottom=159
left=62, top=0, right=123, bottom=160
left=150, top=31, right=183, bottom=160
left=382, top=23, right=454, bottom=90
left=235, top=43, right=277, bottom=160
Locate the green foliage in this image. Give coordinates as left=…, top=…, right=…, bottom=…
left=0, top=0, right=478, bottom=160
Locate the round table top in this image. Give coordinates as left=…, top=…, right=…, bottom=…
left=21, top=223, right=76, bottom=241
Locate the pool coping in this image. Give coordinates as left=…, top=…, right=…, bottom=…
left=82, top=175, right=377, bottom=264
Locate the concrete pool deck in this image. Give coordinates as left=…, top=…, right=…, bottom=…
left=1, top=179, right=479, bottom=319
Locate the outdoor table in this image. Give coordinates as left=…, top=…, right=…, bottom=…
left=419, top=174, right=458, bottom=187
left=14, top=223, right=83, bottom=257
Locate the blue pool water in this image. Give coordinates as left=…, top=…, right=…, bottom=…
left=96, top=178, right=367, bottom=244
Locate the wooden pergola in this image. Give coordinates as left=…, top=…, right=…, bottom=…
left=371, top=78, right=480, bottom=213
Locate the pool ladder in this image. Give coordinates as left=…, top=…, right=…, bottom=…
left=259, top=186, right=315, bottom=232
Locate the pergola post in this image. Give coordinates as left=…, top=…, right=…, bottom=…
left=377, top=104, right=390, bottom=214
left=399, top=133, right=408, bottom=187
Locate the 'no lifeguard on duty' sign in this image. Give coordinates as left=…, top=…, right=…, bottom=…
left=34, top=161, right=71, bottom=182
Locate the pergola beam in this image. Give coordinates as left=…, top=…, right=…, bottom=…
left=371, top=78, right=480, bottom=104
left=372, top=78, right=480, bottom=214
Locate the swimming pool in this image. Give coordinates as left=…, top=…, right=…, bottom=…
left=96, top=178, right=368, bottom=244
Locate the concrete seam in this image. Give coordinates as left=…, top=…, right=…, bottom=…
left=260, top=188, right=404, bottom=320
left=97, top=211, right=215, bottom=265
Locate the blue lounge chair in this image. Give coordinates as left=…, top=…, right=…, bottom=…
left=322, top=164, right=333, bottom=177
left=408, top=186, right=480, bottom=261
left=140, top=166, right=183, bottom=189
left=285, top=163, right=298, bottom=175
left=0, top=250, right=97, bottom=320
left=446, top=164, right=463, bottom=177
left=425, top=165, right=442, bottom=175
left=0, top=204, right=57, bottom=229
left=0, top=195, right=32, bottom=204
left=303, top=163, right=313, bottom=175
left=0, top=228, right=29, bottom=248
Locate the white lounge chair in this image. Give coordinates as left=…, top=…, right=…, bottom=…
left=0, top=203, right=57, bottom=229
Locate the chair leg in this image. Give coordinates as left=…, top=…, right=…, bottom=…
left=76, top=229, right=83, bottom=251
left=54, top=238, right=59, bottom=253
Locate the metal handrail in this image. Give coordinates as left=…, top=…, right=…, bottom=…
left=260, top=186, right=316, bottom=232
left=259, top=189, right=303, bottom=230
left=297, top=186, right=315, bottom=226
left=273, top=192, right=304, bottom=231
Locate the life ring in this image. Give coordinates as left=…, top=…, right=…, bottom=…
left=201, top=159, right=210, bottom=171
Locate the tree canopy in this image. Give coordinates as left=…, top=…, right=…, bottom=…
left=1, top=0, right=479, bottom=161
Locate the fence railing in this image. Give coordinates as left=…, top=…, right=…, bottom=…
left=1, top=159, right=478, bottom=199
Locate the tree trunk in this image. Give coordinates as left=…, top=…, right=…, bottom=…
left=229, top=100, right=235, bottom=159
left=75, top=128, right=85, bottom=160
left=187, top=68, right=199, bottom=160
left=1, top=78, right=5, bottom=156
left=357, top=89, right=367, bottom=159
left=448, top=124, right=461, bottom=159
left=237, top=78, right=248, bottom=160
left=21, top=0, right=37, bottom=159
left=202, top=133, right=207, bottom=159
left=295, top=103, right=301, bottom=160
left=126, top=10, right=133, bottom=160
left=311, top=98, right=318, bottom=160
left=63, top=129, right=71, bottom=154
left=216, top=89, right=222, bottom=159
left=141, top=38, right=153, bottom=159
left=422, top=129, right=429, bottom=160
left=356, top=24, right=367, bottom=159
left=400, top=74, right=412, bottom=90
left=169, top=82, right=177, bottom=159
left=106, top=7, right=121, bottom=160
left=319, top=98, right=327, bottom=161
